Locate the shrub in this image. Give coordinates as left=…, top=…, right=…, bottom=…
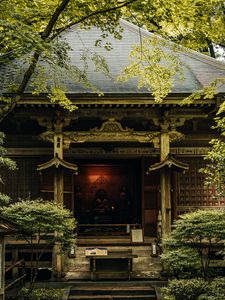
left=161, top=279, right=207, bottom=300
left=161, top=247, right=201, bottom=278
left=162, top=278, right=225, bottom=300
left=163, top=210, right=225, bottom=279
left=209, top=277, right=225, bottom=295
left=199, top=277, right=225, bottom=300
left=18, top=288, right=64, bottom=300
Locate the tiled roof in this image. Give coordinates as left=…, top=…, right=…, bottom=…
left=1, top=19, right=225, bottom=95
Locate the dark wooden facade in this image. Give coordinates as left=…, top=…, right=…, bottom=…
left=0, top=102, right=223, bottom=279
left=1, top=20, right=225, bottom=279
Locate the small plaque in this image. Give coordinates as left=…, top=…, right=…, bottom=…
left=131, top=229, right=143, bottom=243
left=85, top=247, right=108, bottom=256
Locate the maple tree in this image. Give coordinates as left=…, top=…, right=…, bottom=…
left=1, top=0, right=225, bottom=113
left=2, top=199, right=76, bottom=287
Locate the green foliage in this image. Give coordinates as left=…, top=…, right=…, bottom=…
left=181, top=78, right=225, bottom=105
left=199, top=109, right=225, bottom=200
left=2, top=198, right=76, bottom=286
left=162, top=278, right=225, bottom=300
left=207, top=277, right=225, bottom=299
left=170, top=210, right=225, bottom=242
left=0, top=131, right=17, bottom=206
left=1, top=0, right=225, bottom=113
left=118, top=37, right=182, bottom=102
left=0, top=0, right=135, bottom=112
left=127, top=0, right=225, bottom=53
left=2, top=199, right=76, bottom=247
left=161, top=279, right=207, bottom=300
left=18, top=287, right=64, bottom=300
left=200, top=137, right=225, bottom=199
left=161, top=247, right=201, bottom=278
left=48, top=87, right=77, bottom=112
left=163, top=210, right=225, bottom=279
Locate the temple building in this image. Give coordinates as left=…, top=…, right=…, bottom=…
left=1, top=20, right=225, bottom=280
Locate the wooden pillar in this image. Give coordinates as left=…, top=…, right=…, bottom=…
left=160, top=132, right=170, bottom=162
left=11, top=248, right=19, bottom=281
left=160, top=132, right=171, bottom=237
left=52, top=133, right=64, bottom=279
left=0, top=237, right=5, bottom=300
left=54, top=133, right=63, bottom=160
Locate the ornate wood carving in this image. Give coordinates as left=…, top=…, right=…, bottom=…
left=152, top=114, right=186, bottom=132
left=40, top=119, right=185, bottom=148
left=41, top=119, right=161, bottom=146
left=169, top=131, right=184, bottom=143
left=36, top=111, right=72, bottom=131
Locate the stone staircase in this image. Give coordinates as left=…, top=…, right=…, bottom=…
left=66, top=281, right=158, bottom=300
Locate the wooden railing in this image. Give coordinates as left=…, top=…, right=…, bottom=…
left=5, top=259, right=27, bottom=291
left=77, top=223, right=141, bottom=236
left=5, top=259, right=24, bottom=273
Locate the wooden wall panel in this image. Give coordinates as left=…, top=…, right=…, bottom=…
left=40, top=169, right=74, bottom=210
left=0, top=158, right=40, bottom=200
left=175, top=157, right=225, bottom=214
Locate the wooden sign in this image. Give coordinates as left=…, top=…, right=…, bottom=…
left=85, top=247, right=108, bottom=256
left=131, top=229, right=143, bottom=243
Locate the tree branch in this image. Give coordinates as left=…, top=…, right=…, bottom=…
left=50, top=0, right=138, bottom=41
left=41, top=0, right=71, bottom=39
left=0, top=0, right=138, bottom=121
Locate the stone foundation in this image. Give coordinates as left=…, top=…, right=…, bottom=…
left=63, top=245, right=162, bottom=280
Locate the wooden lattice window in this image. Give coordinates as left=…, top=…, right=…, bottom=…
left=175, top=157, right=225, bottom=209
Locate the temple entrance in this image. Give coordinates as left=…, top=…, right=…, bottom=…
left=39, top=158, right=160, bottom=237
left=74, top=160, right=141, bottom=235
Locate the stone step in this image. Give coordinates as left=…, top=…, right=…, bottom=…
left=70, top=286, right=155, bottom=295
left=68, top=295, right=156, bottom=300
left=67, top=281, right=159, bottom=287
left=67, top=283, right=157, bottom=300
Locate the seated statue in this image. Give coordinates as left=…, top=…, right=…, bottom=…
left=93, top=189, right=112, bottom=223
left=94, top=189, right=110, bottom=214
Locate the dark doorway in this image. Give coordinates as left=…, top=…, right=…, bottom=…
left=74, top=160, right=141, bottom=227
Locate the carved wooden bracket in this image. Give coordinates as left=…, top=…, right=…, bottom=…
left=37, top=155, right=78, bottom=174
left=152, top=116, right=186, bottom=132
left=146, top=154, right=189, bottom=174
left=36, top=111, right=72, bottom=132
left=168, top=130, right=184, bottom=143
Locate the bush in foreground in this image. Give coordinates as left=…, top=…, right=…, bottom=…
left=17, top=288, right=64, bottom=300
left=162, top=278, right=225, bottom=300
